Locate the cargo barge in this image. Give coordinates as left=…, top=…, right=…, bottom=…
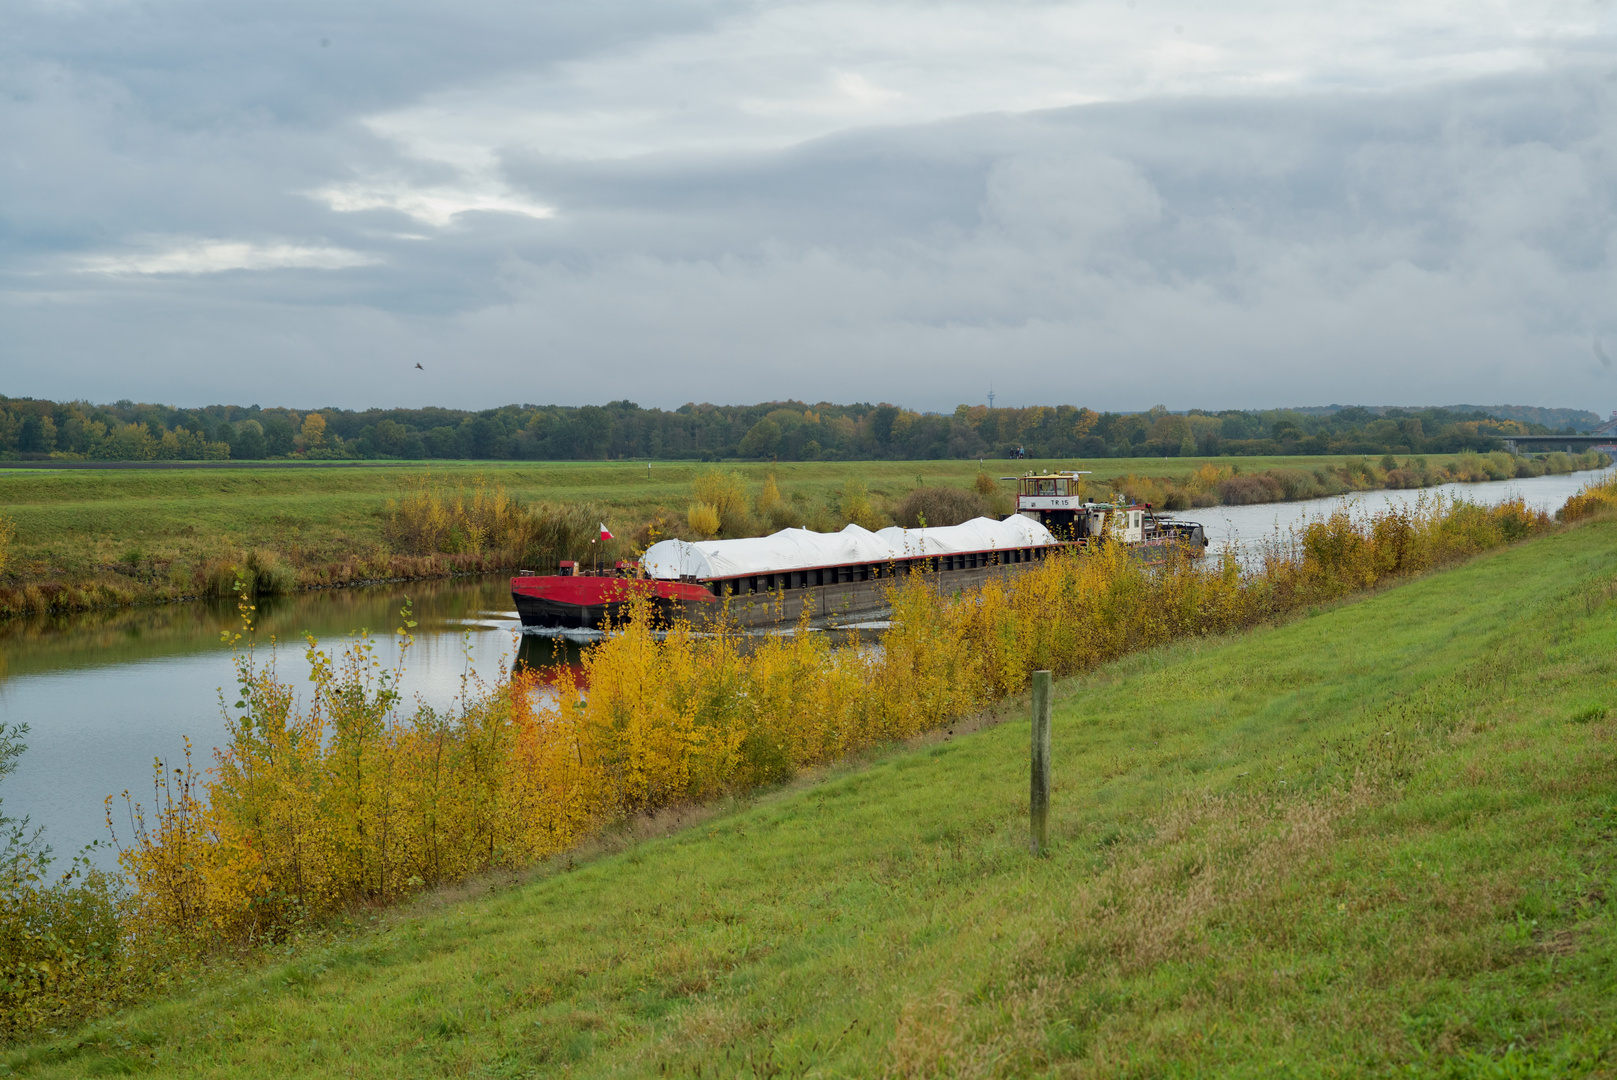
left=512, top=473, right=1207, bottom=633
left=512, top=516, right=1058, bottom=631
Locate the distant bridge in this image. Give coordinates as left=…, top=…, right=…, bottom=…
left=1501, top=416, right=1617, bottom=454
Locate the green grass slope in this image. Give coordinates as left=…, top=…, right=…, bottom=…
left=10, top=522, right=1617, bottom=1078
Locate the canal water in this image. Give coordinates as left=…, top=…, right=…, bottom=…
left=0, top=576, right=575, bottom=866
left=1, top=464, right=1610, bottom=865
left=1198, top=465, right=1615, bottom=564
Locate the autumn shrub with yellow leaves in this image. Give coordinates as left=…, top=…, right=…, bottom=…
left=1558, top=470, right=1617, bottom=523
left=690, top=468, right=752, bottom=537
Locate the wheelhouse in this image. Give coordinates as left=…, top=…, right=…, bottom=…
left=1009, top=470, right=1100, bottom=539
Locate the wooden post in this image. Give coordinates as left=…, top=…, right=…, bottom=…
left=1030, top=669, right=1052, bottom=857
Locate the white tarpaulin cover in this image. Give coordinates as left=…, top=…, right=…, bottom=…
left=640, top=517, right=1056, bottom=580
left=876, top=516, right=1055, bottom=557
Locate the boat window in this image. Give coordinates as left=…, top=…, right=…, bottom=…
left=1036, top=479, right=1056, bottom=495
left=1054, top=479, right=1069, bottom=496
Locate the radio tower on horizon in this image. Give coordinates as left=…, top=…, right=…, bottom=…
left=988, top=384, right=995, bottom=409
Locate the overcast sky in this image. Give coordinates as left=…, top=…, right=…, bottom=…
left=3, top=0, right=1615, bottom=413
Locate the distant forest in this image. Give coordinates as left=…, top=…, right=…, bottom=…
left=0, top=396, right=1603, bottom=463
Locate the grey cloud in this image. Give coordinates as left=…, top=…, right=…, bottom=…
left=1, top=0, right=725, bottom=264
left=3, top=0, right=726, bottom=127
left=3, top=0, right=1616, bottom=412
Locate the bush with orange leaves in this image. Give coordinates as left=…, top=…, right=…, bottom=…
left=111, top=495, right=1550, bottom=947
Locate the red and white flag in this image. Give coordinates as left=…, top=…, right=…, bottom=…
left=599, top=523, right=615, bottom=541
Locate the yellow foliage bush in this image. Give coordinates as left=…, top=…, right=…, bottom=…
left=690, top=469, right=751, bottom=536
left=111, top=597, right=593, bottom=946
left=839, top=479, right=887, bottom=530
left=1187, top=462, right=1233, bottom=493
left=1559, top=472, right=1617, bottom=523
left=755, top=474, right=782, bottom=518
left=687, top=501, right=721, bottom=538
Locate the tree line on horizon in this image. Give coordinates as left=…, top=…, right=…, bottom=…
left=0, top=395, right=1598, bottom=464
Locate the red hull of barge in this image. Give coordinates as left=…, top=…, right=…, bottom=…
left=510, top=574, right=715, bottom=630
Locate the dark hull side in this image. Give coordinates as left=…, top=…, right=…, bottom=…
left=513, top=593, right=686, bottom=630
left=513, top=593, right=617, bottom=630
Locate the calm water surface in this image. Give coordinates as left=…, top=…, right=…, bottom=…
left=1, top=464, right=1609, bottom=864
left=0, top=576, right=573, bottom=865
left=1198, top=464, right=1614, bottom=561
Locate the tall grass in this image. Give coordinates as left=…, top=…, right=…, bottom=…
left=382, top=474, right=616, bottom=572
left=0, top=514, right=14, bottom=577
left=194, top=549, right=297, bottom=599
left=522, top=499, right=615, bottom=569
left=894, top=486, right=990, bottom=528
left=382, top=474, right=528, bottom=557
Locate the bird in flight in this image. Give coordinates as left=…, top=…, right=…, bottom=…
left=415, top=363, right=424, bottom=370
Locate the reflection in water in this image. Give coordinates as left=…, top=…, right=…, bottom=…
left=1, top=574, right=516, bottom=684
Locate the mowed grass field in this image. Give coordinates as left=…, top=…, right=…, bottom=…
left=10, top=516, right=1617, bottom=1077
left=1, top=455, right=1465, bottom=585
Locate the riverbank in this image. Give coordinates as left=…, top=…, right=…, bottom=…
left=6, top=508, right=1615, bottom=1075
left=0, top=451, right=1602, bottom=619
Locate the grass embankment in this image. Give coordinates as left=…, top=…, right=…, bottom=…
left=11, top=517, right=1617, bottom=1077
left=0, top=452, right=1584, bottom=619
